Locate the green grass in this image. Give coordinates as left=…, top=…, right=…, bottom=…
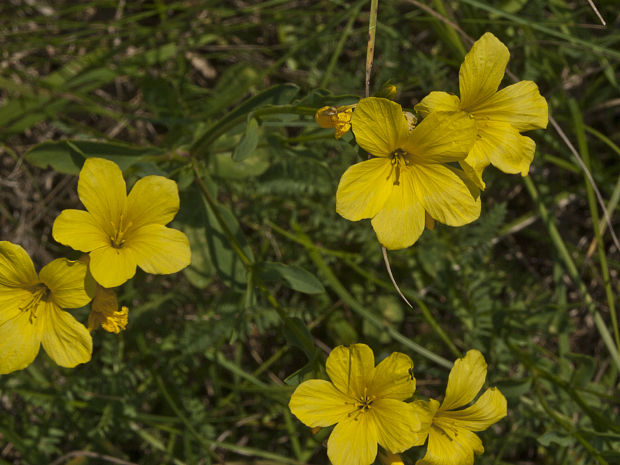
left=1, top=1, right=619, bottom=464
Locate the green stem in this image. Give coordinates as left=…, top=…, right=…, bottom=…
left=531, top=374, right=608, bottom=465
left=322, top=3, right=363, bottom=88
left=267, top=220, right=460, bottom=357
left=266, top=220, right=460, bottom=358
left=569, top=99, right=619, bottom=352
left=192, top=105, right=316, bottom=159
left=191, top=159, right=253, bottom=268
left=288, top=225, right=451, bottom=368
left=154, top=376, right=304, bottom=464
left=523, top=176, right=620, bottom=370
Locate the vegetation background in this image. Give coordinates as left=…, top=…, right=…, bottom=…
left=1, top=0, right=619, bottom=464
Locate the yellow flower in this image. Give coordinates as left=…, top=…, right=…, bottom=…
left=0, top=241, right=94, bottom=374
left=53, top=158, right=191, bottom=288
left=315, top=105, right=355, bottom=139
left=410, top=350, right=507, bottom=465
left=88, top=285, right=128, bottom=333
left=415, top=32, right=548, bottom=189
left=336, top=97, right=480, bottom=250
left=289, top=344, right=421, bottom=465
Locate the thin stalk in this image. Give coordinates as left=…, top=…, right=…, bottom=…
left=523, top=176, right=620, bottom=370
left=569, top=99, right=619, bottom=352
left=365, top=0, right=378, bottom=97
left=290, top=226, right=451, bottom=368
left=265, top=219, right=460, bottom=357
left=154, top=376, right=304, bottom=465
left=532, top=375, right=608, bottom=465
left=192, top=105, right=316, bottom=158
left=321, top=3, right=363, bottom=88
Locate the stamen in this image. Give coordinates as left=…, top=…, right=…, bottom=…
left=388, top=149, right=410, bottom=186
left=19, top=285, right=49, bottom=324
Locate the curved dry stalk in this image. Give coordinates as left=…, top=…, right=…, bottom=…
left=382, top=246, right=414, bottom=309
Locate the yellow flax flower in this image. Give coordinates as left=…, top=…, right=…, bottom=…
left=53, top=158, right=191, bottom=288
left=0, top=241, right=94, bottom=374
left=88, top=285, right=128, bottom=333
left=289, top=344, right=421, bottom=465
left=315, top=105, right=355, bottom=139
left=336, top=97, right=480, bottom=250
left=415, top=32, right=548, bottom=189
left=410, top=350, right=507, bottom=465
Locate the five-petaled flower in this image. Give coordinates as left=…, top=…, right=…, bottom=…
left=289, top=343, right=421, bottom=465
left=0, top=241, right=94, bottom=374
left=53, top=157, right=191, bottom=288
left=415, top=32, right=548, bottom=189
left=410, top=350, right=507, bottom=465
left=336, top=97, right=480, bottom=249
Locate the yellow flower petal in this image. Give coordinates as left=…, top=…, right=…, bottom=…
left=473, top=80, right=548, bottom=131
left=444, top=387, right=507, bottom=432
left=327, top=413, right=378, bottom=465
left=326, top=344, right=375, bottom=398
left=476, top=121, right=536, bottom=176
left=414, top=92, right=461, bottom=118
left=77, top=158, right=127, bottom=236
left=126, top=175, right=181, bottom=230
left=88, top=286, right=128, bottom=333
left=460, top=138, right=490, bottom=191
left=39, top=258, right=93, bottom=309
left=39, top=300, right=92, bottom=368
left=289, top=379, right=353, bottom=427
left=411, top=164, right=480, bottom=227
left=409, top=399, right=438, bottom=446
left=125, top=224, right=191, bottom=275
left=336, top=158, right=395, bottom=221
left=404, top=111, right=476, bottom=164
left=370, top=352, right=415, bottom=401
left=52, top=209, right=110, bottom=253
left=442, top=350, right=487, bottom=411
left=418, top=424, right=483, bottom=465
left=459, top=32, right=509, bottom=111
left=0, top=241, right=38, bottom=288
left=370, top=171, right=425, bottom=250
left=351, top=97, right=409, bottom=157
left=0, top=302, right=43, bottom=374
left=371, top=399, right=421, bottom=453
left=101, top=306, right=129, bottom=333
left=89, top=246, right=137, bottom=288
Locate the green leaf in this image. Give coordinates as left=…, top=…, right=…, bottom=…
left=537, top=431, right=574, bottom=447
left=210, top=147, right=271, bottom=180
left=233, top=117, right=259, bottom=162
left=495, top=377, right=532, bottom=399
left=282, top=317, right=316, bottom=360
left=25, top=140, right=164, bottom=174
left=568, top=353, right=596, bottom=387
left=182, top=222, right=215, bottom=289
left=258, top=262, right=325, bottom=294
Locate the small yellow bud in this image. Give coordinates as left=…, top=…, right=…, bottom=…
left=375, top=81, right=398, bottom=99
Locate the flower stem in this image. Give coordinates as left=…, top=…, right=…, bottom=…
left=523, top=175, right=620, bottom=370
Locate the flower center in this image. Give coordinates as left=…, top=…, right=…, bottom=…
left=345, top=387, right=376, bottom=420
left=20, top=284, right=50, bottom=324
left=388, top=149, right=411, bottom=186
left=110, top=213, right=133, bottom=248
